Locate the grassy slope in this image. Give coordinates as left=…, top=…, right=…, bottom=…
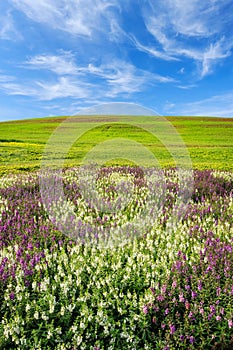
left=0, top=116, right=232, bottom=175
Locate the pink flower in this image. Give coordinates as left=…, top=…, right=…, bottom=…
left=188, top=311, right=194, bottom=319
left=179, top=293, right=185, bottom=302
left=143, top=305, right=148, bottom=314
left=157, top=295, right=165, bottom=302
left=161, top=284, right=167, bottom=293
left=172, top=281, right=177, bottom=288
left=228, top=319, right=233, bottom=328
left=199, top=308, right=204, bottom=315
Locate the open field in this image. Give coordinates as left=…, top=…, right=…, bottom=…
left=0, top=116, right=233, bottom=175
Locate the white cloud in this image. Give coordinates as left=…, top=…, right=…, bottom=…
left=200, top=39, right=231, bottom=77
left=164, top=91, right=233, bottom=118
left=0, top=70, right=95, bottom=100
left=0, top=81, right=38, bottom=97
left=11, top=0, right=119, bottom=38
left=0, top=10, right=22, bottom=41
left=25, top=52, right=78, bottom=75
left=82, top=60, right=176, bottom=97
left=1, top=56, right=176, bottom=102
left=141, top=0, right=233, bottom=78
left=130, top=36, right=178, bottom=61
left=179, top=68, right=185, bottom=74
left=177, top=84, right=197, bottom=90
left=0, top=74, right=15, bottom=83
left=0, top=74, right=90, bottom=101
left=35, top=77, right=90, bottom=100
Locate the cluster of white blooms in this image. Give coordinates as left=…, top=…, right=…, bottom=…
left=212, top=170, right=233, bottom=182
left=0, top=196, right=8, bottom=219
left=0, top=172, right=38, bottom=188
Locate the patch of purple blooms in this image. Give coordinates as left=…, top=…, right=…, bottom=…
left=145, top=236, right=233, bottom=348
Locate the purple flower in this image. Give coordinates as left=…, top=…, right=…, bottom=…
left=189, top=336, right=195, bottom=344
left=27, top=242, right=33, bottom=250
left=191, top=290, right=198, bottom=299
left=161, top=284, right=167, bottom=293
left=150, top=287, right=155, bottom=295
left=9, top=292, right=15, bottom=300
left=152, top=317, right=156, bottom=324
left=216, top=315, right=221, bottom=321
left=169, top=324, right=176, bottom=335
left=228, top=319, right=233, bottom=328
left=142, top=305, right=148, bottom=314
left=210, top=305, right=216, bottom=314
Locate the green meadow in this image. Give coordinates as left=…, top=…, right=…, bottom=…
left=0, top=116, right=233, bottom=175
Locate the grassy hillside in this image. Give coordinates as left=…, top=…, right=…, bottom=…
left=0, top=116, right=233, bottom=175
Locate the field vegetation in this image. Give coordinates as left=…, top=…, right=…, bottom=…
left=0, top=116, right=233, bottom=349
left=0, top=116, right=233, bottom=175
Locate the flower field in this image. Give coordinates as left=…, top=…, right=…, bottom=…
left=0, top=167, right=233, bottom=349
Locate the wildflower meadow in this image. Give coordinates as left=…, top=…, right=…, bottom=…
left=0, top=167, right=233, bottom=349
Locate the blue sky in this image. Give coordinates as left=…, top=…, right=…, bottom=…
left=1, top=0, right=233, bottom=121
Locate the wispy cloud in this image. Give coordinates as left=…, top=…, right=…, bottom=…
left=140, top=0, right=233, bottom=78
left=0, top=75, right=90, bottom=101
left=35, top=77, right=91, bottom=100
left=164, top=91, right=233, bottom=118
left=80, top=60, right=176, bottom=96
left=0, top=10, right=22, bottom=41
left=1, top=56, right=176, bottom=102
left=11, top=0, right=120, bottom=38
left=129, top=36, right=178, bottom=61
left=0, top=74, right=15, bottom=83
left=18, top=51, right=176, bottom=100
left=25, top=51, right=79, bottom=75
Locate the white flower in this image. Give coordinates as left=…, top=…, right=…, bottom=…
left=47, top=330, right=53, bottom=339
left=60, top=306, right=65, bottom=316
